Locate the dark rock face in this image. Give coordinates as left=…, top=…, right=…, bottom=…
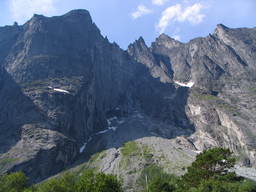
left=128, top=24, right=256, bottom=166
left=0, top=10, right=194, bottom=181
left=0, top=25, right=21, bottom=66
left=0, top=10, right=255, bottom=182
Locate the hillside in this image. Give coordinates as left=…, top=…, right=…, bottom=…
left=0, top=10, right=255, bottom=190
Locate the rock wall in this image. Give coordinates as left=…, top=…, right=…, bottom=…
left=0, top=10, right=255, bottom=182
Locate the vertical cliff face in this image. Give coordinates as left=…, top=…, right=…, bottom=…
left=0, top=10, right=119, bottom=180
left=128, top=24, right=256, bottom=166
left=128, top=36, right=173, bottom=83
left=0, top=10, right=194, bottom=181
left=0, top=25, right=21, bottom=66
left=0, top=9, right=255, bottom=183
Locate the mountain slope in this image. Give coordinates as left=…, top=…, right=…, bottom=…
left=0, top=10, right=193, bottom=182
left=128, top=24, right=256, bottom=166
left=0, top=9, right=255, bottom=186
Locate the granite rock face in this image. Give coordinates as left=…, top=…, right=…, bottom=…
left=128, top=24, right=256, bottom=166
left=0, top=9, right=255, bottom=183
left=0, top=10, right=193, bottom=181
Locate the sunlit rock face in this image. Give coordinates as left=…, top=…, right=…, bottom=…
left=0, top=9, right=256, bottom=184
left=128, top=24, right=256, bottom=167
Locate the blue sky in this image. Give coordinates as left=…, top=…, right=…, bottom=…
left=0, top=0, right=255, bottom=49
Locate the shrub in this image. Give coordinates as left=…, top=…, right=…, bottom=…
left=76, top=170, right=122, bottom=192
left=137, top=165, right=178, bottom=192
left=0, top=172, right=28, bottom=192
left=35, top=173, right=77, bottom=192
left=181, top=148, right=236, bottom=188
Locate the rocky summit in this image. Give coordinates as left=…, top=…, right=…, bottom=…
left=0, top=9, right=256, bottom=189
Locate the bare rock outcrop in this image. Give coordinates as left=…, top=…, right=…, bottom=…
left=0, top=10, right=255, bottom=184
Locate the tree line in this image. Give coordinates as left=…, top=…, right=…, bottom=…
left=1, top=148, right=256, bottom=192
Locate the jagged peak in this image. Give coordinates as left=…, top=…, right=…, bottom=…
left=153, top=33, right=182, bottom=49
left=28, top=9, right=92, bottom=24
left=158, top=33, right=172, bottom=40
left=63, top=9, right=92, bottom=24
left=214, top=24, right=230, bottom=35
left=216, top=24, right=229, bottom=30
left=135, top=37, right=148, bottom=48
left=28, top=14, right=46, bottom=22
left=137, top=36, right=146, bottom=44
left=157, top=33, right=182, bottom=43
left=128, top=36, right=148, bottom=51
left=25, top=14, right=47, bottom=27
left=64, top=9, right=91, bottom=17
left=25, top=9, right=95, bottom=33
left=213, top=24, right=231, bottom=40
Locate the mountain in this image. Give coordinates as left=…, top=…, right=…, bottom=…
left=128, top=24, right=256, bottom=164
left=0, top=9, right=255, bottom=188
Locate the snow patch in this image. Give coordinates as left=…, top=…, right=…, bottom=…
left=193, top=150, right=202, bottom=154
left=95, top=129, right=109, bottom=135
left=80, top=137, right=92, bottom=153
left=107, top=116, right=118, bottom=126
left=48, top=86, right=70, bottom=94
left=80, top=116, right=122, bottom=153
left=95, top=126, right=118, bottom=135
left=109, top=126, right=117, bottom=131
left=53, top=88, right=70, bottom=94
left=80, top=144, right=86, bottom=153
left=174, top=80, right=194, bottom=88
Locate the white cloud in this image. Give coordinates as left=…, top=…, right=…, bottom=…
left=152, top=0, right=168, bottom=6
left=131, top=5, right=152, bottom=19
left=172, top=35, right=181, bottom=41
left=179, top=3, right=205, bottom=24
left=157, top=4, right=182, bottom=33
left=9, top=0, right=55, bottom=23
left=156, top=3, right=205, bottom=33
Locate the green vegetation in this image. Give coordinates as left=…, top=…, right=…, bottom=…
left=21, top=76, right=82, bottom=91
left=86, top=150, right=108, bottom=172
left=76, top=171, right=122, bottom=192
left=141, top=145, right=154, bottom=163
left=138, top=148, right=256, bottom=192
left=0, top=170, right=122, bottom=192
left=137, top=165, right=178, bottom=192
left=217, top=103, right=240, bottom=116
left=119, top=142, right=154, bottom=169
left=1, top=148, right=256, bottom=192
left=32, top=173, right=77, bottom=192
left=0, top=158, right=18, bottom=171
left=249, top=87, right=256, bottom=93
left=120, top=141, right=140, bottom=168
left=181, top=148, right=236, bottom=188
left=193, top=93, right=221, bottom=101
left=89, top=151, right=107, bottom=163
left=189, top=179, right=256, bottom=192
left=0, top=172, right=28, bottom=192
left=121, top=141, right=140, bottom=157
left=217, top=103, right=236, bottom=111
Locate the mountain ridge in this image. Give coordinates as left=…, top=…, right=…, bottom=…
left=0, top=9, right=256, bottom=189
